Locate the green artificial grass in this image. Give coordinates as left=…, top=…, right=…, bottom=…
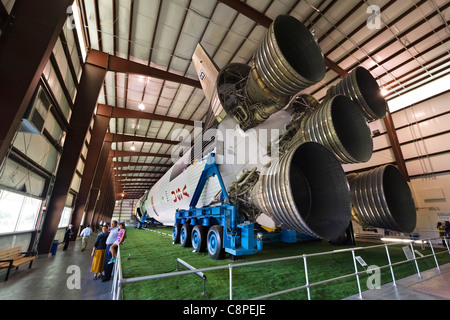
left=119, top=227, right=450, bottom=300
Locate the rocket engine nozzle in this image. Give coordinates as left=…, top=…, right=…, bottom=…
left=329, top=66, right=387, bottom=121
left=250, top=142, right=351, bottom=239
left=348, top=164, right=416, bottom=233
left=300, top=94, right=373, bottom=164
left=246, top=14, right=326, bottom=104
left=217, top=15, right=326, bottom=131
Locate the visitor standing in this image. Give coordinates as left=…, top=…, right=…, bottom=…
left=108, top=223, right=126, bottom=264
left=63, top=224, right=74, bottom=251
left=80, top=225, right=93, bottom=251
left=90, top=226, right=109, bottom=280
left=102, top=221, right=118, bottom=282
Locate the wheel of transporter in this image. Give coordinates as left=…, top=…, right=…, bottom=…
left=180, top=223, right=193, bottom=247
left=207, top=225, right=225, bottom=260
left=172, top=223, right=182, bottom=244
left=191, top=225, right=207, bottom=252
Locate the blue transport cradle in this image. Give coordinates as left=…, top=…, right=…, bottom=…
left=172, top=153, right=263, bottom=260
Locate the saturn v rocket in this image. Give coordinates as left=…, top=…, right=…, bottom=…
left=134, top=15, right=416, bottom=243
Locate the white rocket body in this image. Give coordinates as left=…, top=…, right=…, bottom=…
left=139, top=110, right=293, bottom=229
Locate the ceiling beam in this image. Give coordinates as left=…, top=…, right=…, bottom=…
left=113, top=161, right=172, bottom=168
left=111, top=150, right=172, bottom=159
left=97, top=104, right=197, bottom=127
left=116, top=179, right=157, bottom=182
left=218, top=0, right=273, bottom=27
left=117, top=188, right=154, bottom=191
left=216, top=0, right=348, bottom=78
left=116, top=192, right=144, bottom=196
left=117, top=185, right=153, bottom=189
left=106, top=132, right=181, bottom=146
left=117, top=186, right=153, bottom=189
left=114, top=169, right=164, bottom=175
left=87, top=49, right=202, bottom=88
left=117, top=185, right=156, bottom=188
left=116, top=179, right=159, bottom=183
left=117, top=183, right=156, bottom=186
left=116, top=179, right=158, bottom=182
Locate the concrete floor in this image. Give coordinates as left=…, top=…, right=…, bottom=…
left=0, top=235, right=112, bottom=300
left=345, top=261, right=450, bottom=300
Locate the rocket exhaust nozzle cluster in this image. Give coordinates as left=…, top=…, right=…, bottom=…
left=137, top=15, right=416, bottom=246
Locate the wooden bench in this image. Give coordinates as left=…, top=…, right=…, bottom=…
left=0, top=247, right=36, bottom=281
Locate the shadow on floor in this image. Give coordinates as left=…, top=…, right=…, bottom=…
left=0, top=236, right=112, bottom=300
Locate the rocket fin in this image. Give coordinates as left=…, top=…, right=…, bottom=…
left=192, top=43, right=219, bottom=104
left=192, top=44, right=226, bottom=126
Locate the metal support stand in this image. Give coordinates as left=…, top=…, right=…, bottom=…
left=176, top=258, right=207, bottom=296
left=346, top=222, right=356, bottom=246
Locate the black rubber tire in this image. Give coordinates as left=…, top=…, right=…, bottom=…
left=172, top=223, right=182, bottom=244
left=180, top=223, right=193, bottom=247
left=191, top=225, right=207, bottom=252
left=207, top=225, right=226, bottom=260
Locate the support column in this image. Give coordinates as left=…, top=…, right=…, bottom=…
left=0, top=0, right=73, bottom=162
left=37, top=51, right=108, bottom=255
left=94, top=156, right=114, bottom=224
left=384, top=111, right=409, bottom=181
left=70, top=112, right=110, bottom=237
left=85, top=141, right=112, bottom=228
left=102, top=178, right=115, bottom=221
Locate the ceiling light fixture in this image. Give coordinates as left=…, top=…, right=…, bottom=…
left=138, top=102, right=145, bottom=110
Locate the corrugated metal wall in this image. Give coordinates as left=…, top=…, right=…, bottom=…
left=344, top=90, right=450, bottom=238
left=111, top=199, right=136, bottom=224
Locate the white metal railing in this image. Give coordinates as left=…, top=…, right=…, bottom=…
left=111, top=245, right=123, bottom=300
left=111, top=235, right=450, bottom=300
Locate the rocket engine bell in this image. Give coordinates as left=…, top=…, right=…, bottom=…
left=249, top=142, right=351, bottom=240
left=348, top=165, right=417, bottom=233
left=217, top=14, right=326, bottom=131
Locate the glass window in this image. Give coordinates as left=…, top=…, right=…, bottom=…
left=13, top=133, right=61, bottom=176
left=0, top=190, right=23, bottom=233
left=53, top=38, right=77, bottom=102
left=58, top=207, right=72, bottom=228
left=0, top=158, right=47, bottom=198
left=16, top=197, right=41, bottom=232
left=44, top=112, right=64, bottom=146
left=0, top=189, right=42, bottom=234
left=42, top=60, right=72, bottom=122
